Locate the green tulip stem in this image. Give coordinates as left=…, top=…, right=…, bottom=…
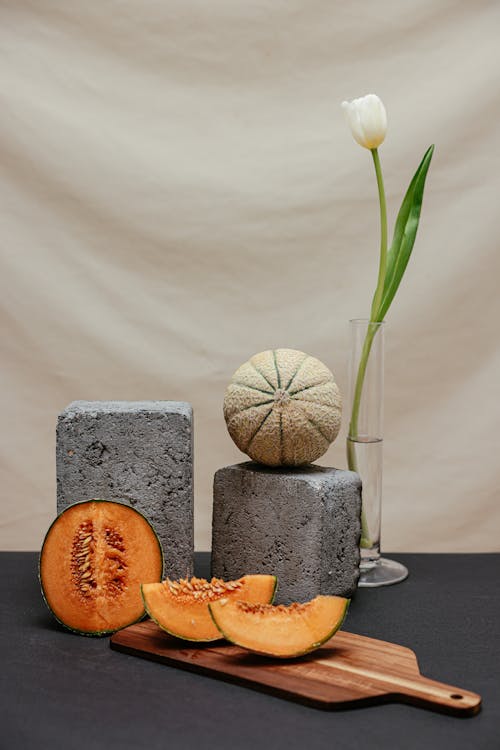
left=370, top=148, right=388, bottom=321
left=347, top=147, right=388, bottom=549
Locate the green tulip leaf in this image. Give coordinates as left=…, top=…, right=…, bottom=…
left=375, top=144, right=434, bottom=321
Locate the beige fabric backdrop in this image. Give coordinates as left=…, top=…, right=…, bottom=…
left=1, top=0, right=499, bottom=552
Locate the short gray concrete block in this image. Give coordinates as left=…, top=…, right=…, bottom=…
left=211, top=462, right=361, bottom=603
left=57, top=400, right=193, bottom=578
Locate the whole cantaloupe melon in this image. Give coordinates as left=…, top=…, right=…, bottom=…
left=223, top=348, right=342, bottom=467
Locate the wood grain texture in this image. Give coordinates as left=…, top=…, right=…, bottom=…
left=110, top=620, right=481, bottom=716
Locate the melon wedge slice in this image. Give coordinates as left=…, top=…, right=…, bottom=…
left=209, top=595, right=349, bottom=657
left=141, top=574, right=277, bottom=642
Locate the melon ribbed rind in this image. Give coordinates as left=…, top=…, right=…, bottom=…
left=223, top=348, right=342, bottom=467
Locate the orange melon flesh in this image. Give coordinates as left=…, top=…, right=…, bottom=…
left=209, top=595, right=349, bottom=657
left=40, top=500, right=163, bottom=635
left=141, top=574, right=277, bottom=642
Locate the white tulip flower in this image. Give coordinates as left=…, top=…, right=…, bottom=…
left=341, top=94, right=387, bottom=150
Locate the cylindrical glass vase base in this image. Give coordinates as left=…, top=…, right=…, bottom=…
left=360, top=546, right=380, bottom=571
left=358, top=557, right=409, bottom=587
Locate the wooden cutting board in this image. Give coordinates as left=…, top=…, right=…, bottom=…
left=110, top=620, right=481, bottom=716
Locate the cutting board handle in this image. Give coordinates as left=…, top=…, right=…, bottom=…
left=395, top=673, right=481, bottom=716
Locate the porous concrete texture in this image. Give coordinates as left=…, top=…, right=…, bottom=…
left=212, top=462, right=361, bottom=603
left=57, top=401, right=193, bottom=578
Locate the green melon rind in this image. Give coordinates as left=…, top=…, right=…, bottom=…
left=141, top=574, right=278, bottom=643
left=39, top=498, right=164, bottom=637
left=208, top=597, right=350, bottom=659
left=269, top=574, right=278, bottom=604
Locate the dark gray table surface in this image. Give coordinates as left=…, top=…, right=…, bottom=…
left=1, top=552, right=499, bottom=750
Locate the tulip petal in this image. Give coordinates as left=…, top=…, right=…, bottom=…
left=342, top=101, right=367, bottom=148
left=360, top=95, right=386, bottom=149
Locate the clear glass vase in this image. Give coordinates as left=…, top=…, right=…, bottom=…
left=347, top=319, right=408, bottom=587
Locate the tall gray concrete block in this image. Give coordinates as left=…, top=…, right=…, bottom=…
left=57, top=400, right=193, bottom=578
left=212, top=462, right=361, bottom=603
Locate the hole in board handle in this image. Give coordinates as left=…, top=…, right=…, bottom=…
left=450, top=694, right=463, bottom=700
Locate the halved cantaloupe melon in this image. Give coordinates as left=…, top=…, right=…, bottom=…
left=209, top=595, right=349, bottom=657
left=142, top=574, right=277, bottom=642
left=40, top=499, right=163, bottom=636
